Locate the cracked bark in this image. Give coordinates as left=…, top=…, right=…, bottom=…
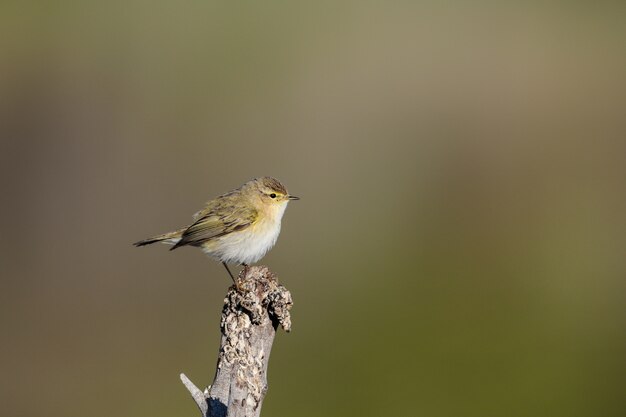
left=180, top=266, right=293, bottom=417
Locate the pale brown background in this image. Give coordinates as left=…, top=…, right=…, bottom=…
left=1, top=2, right=625, bottom=417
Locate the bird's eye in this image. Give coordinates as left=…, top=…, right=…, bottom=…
left=269, top=193, right=277, bottom=199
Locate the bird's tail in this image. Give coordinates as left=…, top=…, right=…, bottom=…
left=133, top=228, right=185, bottom=247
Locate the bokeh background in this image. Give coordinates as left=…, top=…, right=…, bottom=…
left=1, top=2, right=625, bottom=417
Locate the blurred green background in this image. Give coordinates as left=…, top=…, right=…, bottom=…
left=1, top=2, right=625, bottom=417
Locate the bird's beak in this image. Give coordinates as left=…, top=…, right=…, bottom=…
left=288, top=195, right=300, bottom=200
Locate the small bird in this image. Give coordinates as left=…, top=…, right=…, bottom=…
left=134, top=177, right=299, bottom=284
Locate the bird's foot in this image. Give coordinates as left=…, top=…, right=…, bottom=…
left=232, top=264, right=250, bottom=292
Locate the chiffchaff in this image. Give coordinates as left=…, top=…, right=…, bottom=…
left=134, top=177, right=299, bottom=283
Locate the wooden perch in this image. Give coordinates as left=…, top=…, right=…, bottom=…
left=180, top=266, right=293, bottom=417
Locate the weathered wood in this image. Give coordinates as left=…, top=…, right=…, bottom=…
left=181, top=266, right=292, bottom=417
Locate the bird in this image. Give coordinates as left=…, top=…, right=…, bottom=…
left=134, top=177, right=299, bottom=284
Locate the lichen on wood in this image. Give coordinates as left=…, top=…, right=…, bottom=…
left=180, top=266, right=292, bottom=417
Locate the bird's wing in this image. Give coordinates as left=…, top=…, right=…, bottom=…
left=172, top=197, right=257, bottom=250
left=192, top=190, right=237, bottom=220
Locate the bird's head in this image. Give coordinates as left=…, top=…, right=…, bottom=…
left=244, top=177, right=299, bottom=207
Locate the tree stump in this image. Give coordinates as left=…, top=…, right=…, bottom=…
left=180, top=266, right=293, bottom=417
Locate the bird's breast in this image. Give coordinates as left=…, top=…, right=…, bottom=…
left=202, top=201, right=288, bottom=265
left=207, top=215, right=281, bottom=265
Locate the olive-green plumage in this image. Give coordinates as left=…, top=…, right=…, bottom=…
left=134, top=177, right=299, bottom=282
left=171, top=193, right=259, bottom=250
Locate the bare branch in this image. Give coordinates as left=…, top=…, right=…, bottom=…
left=180, top=373, right=208, bottom=416
left=180, top=266, right=292, bottom=417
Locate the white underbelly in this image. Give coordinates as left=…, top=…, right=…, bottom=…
left=204, top=220, right=282, bottom=265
